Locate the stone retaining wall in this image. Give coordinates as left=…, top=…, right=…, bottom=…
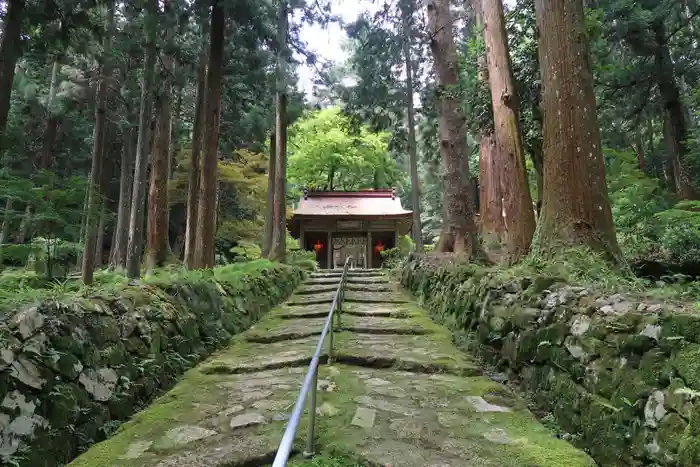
left=0, top=262, right=304, bottom=466
left=401, top=255, right=700, bottom=466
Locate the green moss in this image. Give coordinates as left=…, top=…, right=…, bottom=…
left=672, top=343, right=700, bottom=389
left=679, top=402, right=700, bottom=466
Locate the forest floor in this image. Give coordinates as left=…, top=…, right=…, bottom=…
left=68, top=270, right=595, bottom=467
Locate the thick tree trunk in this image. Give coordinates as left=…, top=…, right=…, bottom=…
left=40, top=58, right=61, bottom=169
left=110, top=127, right=136, bottom=269
left=146, top=6, right=174, bottom=274
left=401, top=0, right=424, bottom=253
left=184, top=11, right=208, bottom=268
left=0, top=0, right=24, bottom=142
left=262, top=131, right=276, bottom=257
left=269, top=0, right=289, bottom=262
left=193, top=0, right=225, bottom=269
left=95, top=140, right=114, bottom=267
left=426, top=0, right=480, bottom=257
left=146, top=93, right=172, bottom=273
left=82, top=0, right=114, bottom=285
left=126, top=0, right=158, bottom=279
left=532, top=0, right=622, bottom=262
left=481, top=0, right=535, bottom=263
left=479, top=135, right=506, bottom=258
left=653, top=22, right=696, bottom=200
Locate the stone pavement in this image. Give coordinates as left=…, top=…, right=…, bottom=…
left=69, top=269, right=596, bottom=467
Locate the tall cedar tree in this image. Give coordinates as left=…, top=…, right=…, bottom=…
left=82, top=0, right=115, bottom=284
left=146, top=4, right=174, bottom=273
left=652, top=21, right=697, bottom=200
left=427, top=0, right=481, bottom=257
left=110, top=125, right=136, bottom=268
left=481, top=0, right=535, bottom=263
left=126, top=0, right=158, bottom=278
left=184, top=8, right=209, bottom=268
left=269, top=0, right=289, bottom=262
left=193, top=0, right=224, bottom=269
left=532, top=0, right=622, bottom=261
left=262, top=131, right=276, bottom=257
left=0, top=0, right=24, bottom=141
left=401, top=0, right=424, bottom=252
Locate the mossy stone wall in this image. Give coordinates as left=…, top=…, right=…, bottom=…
left=0, top=262, right=303, bottom=466
left=402, top=255, right=700, bottom=466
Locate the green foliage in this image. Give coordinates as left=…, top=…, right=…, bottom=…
left=283, top=249, right=318, bottom=271
left=287, top=107, right=400, bottom=193
left=380, top=235, right=415, bottom=270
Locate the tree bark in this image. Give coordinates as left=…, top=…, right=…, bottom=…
left=532, top=0, right=622, bottom=262
left=146, top=3, right=174, bottom=274
left=262, top=130, right=276, bottom=257
left=126, top=0, right=158, bottom=279
left=193, top=0, right=225, bottom=269
left=146, top=93, right=171, bottom=273
left=479, top=134, right=506, bottom=255
left=40, top=58, right=61, bottom=170
left=0, top=198, right=13, bottom=264
left=110, top=127, right=136, bottom=269
left=401, top=0, right=424, bottom=253
left=426, top=0, right=480, bottom=257
left=184, top=9, right=209, bottom=268
left=82, top=0, right=115, bottom=284
left=481, top=0, right=535, bottom=263
left=269, top=0, right=289, bottom=262
left=0, top=0, right=24, bottom=143
left=653, top=21, right=696, bottom=200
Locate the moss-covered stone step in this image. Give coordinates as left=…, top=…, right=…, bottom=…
left=276, top=303, right=410, bottom=320
left=69, top=364, right=595, bottom=467
left=295, top=283, right=396, bottom=295
left=305, top=276, right=390, bottom=286
left=310, top=269, right=384, bottom=278
left=287, top=290, right=407, bottom=306
left=68, top=366, right=308, bottom=467
left=244, top=315, right=432, bottom=344
left=199, top=336, right=321, bottom=374
left=313, top=365, right=597, bottom=467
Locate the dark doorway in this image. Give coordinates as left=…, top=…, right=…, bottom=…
left=371, top=232, right=395, bottom=268
left=304, top=232, right=328, bottom=269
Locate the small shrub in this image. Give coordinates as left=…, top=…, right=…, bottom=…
left=284, top=249, right=318, bottom=271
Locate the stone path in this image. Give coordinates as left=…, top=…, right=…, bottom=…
left=69, top=269, right=596, bottom=467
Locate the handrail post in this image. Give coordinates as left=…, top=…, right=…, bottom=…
left=303, top=365, right=319, bottom=458
left=328, top=304, right=335, bottom=363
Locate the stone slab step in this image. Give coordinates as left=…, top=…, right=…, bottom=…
left=277, top=303, right=408, bottom=320
left=245, top=315, right=429, bottom=344
left=295, top=283, right=395, bottom=295
left=306, top=276, right=390, bottom=286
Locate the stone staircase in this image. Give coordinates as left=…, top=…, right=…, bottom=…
left=69, top=269, right=596, bottom=467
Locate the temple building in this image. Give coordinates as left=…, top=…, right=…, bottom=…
left=288, top=188, right=413, bottom=269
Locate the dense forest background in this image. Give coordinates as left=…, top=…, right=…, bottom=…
left=0, top=0, right=699, bottom=294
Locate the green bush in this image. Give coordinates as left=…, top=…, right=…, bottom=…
left=284, top=248, right=318, bottom=271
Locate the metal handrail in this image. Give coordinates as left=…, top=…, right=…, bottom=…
left=271, top=256, right=354, bottom=467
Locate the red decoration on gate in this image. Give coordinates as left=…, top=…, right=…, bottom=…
left=374, top=241, right=385, bottom=254
left=313, top=240, right=324, bottom=253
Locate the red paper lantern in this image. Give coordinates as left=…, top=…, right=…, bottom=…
left=313, top=240, right=324, bottom=253
left=374, top=241, right=385, bottom=254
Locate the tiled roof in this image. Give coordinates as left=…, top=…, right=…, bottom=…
left=291, top=190, right=412, bottom=217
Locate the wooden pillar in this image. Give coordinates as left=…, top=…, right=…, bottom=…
left=327, top=231, right=332, bottom=269
left=299, top=225, right=305, bottom=251
left=366, top=231, right=372, bottom=269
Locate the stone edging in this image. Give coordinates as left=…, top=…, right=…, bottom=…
left=401, top=256, right=700, bottom=466
left=0, top=263, right=303, bottom=467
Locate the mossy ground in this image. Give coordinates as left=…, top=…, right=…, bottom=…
left=70, top=269, right=594, bottom=467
